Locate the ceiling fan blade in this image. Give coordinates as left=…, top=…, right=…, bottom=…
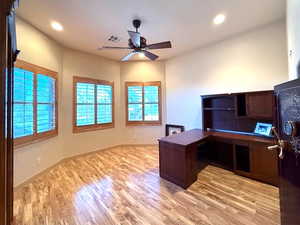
left=121, top=51, right=138, bottom=61
left=128, top=31, right=141, bottom=48
left=100, top=46, right=130, bottom=50
left=146, top=41, right=172, bottom=49
left=142, top=50, right=159, bottom=61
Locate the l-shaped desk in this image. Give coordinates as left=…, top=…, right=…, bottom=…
left=158, top=129, right=278, bottom=189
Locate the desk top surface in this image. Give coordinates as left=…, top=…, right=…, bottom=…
left=159, top=129, right=210, bottom=146
left=158, top=129, right=274, bottom=146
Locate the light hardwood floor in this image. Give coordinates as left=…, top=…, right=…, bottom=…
left=14, top=145, right=280, bottom=225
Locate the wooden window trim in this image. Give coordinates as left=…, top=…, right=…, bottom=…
left=126, top=81, right=162, bottom=126
left=73, top=76, right=115, bottom=133
left=14, top=60, right=58, bottom=148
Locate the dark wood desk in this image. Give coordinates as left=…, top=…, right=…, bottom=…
left=159, top=130, right=210, bottom=188
left=159, top=129, right=278, bottom=189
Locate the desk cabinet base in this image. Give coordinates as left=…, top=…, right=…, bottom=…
left=159, top=142, right=197, bottom=189
left=158, top=129, right=278, bottom=189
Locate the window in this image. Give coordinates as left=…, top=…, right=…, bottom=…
left=73, top=77, right=114, bottom=133
left=13, top=60, right=58, bottom=147
left=126, top=81, right=161, bottom=125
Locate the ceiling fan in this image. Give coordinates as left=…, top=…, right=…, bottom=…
left=100, top=19, right=172, bottom=61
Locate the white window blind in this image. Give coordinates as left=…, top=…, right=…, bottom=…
left=13, top=68, right=34, bottom=138
left=128, top=86, right=143, bottom=121
left=37, top=74, right=56, bottom=133
left=127, top=82, right=161, bottom=124
left=76, top=83, right=95, bottom=126
left=74, top=77, right=114, bottom=132
left=13, top=61, right=58, bottom=145
left=144, top=85, right=159, bottom=121
left=97, top=85, right=113, bottom=124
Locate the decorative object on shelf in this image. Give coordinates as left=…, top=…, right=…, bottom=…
left=254, top=122, right=273, bottom=136
left=166, top=124, right=185, bottom=136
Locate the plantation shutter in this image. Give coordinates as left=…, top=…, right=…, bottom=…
left=128, top=86, right=143, bottom=121
left=76, top=82, right=95, bottom=126
left=36, top=74, right=56, bottom=133
left=144, top=85, right=159, bottom=121
left=126, top=82, right=160, bottom=123
left=13, top=68, right=34, bottom=138
left=97, top=84, right=113, bottom=124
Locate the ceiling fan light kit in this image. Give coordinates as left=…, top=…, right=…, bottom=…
left=101, top=19, right=172, bottom=61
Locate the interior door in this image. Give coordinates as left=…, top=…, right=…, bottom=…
left=0, top=1, right=18, bottom=224
left=275, top=78, right=300, bottom=225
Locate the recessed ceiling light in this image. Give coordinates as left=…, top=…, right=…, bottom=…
left=51, top=21, right=63, bottom=31
left=213, top=14, right=226, bottom=25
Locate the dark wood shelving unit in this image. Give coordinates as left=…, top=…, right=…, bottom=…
left=201, top=90, right=278, bottom=186
left=202, top=90, right=274, bottom=134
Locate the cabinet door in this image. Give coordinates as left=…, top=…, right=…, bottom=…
left=246, top=92, right=273, bottom=118
left=251, top=142, right=278, bottom=186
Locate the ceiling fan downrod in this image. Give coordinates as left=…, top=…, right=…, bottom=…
left=133, top=19, right=141, bottom=33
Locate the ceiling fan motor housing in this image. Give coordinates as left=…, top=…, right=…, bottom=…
left=133, top=19, right=141, bottom=30
left=128, top=36, right=147, bottom=49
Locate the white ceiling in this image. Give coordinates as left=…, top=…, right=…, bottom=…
left=16, top=0, right=286, bottom=61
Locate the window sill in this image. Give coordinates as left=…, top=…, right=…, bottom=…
left=126, top=121, right=162, bottom=126
left=73, top=124, right=114, bottom=133
left=14, top=132, right=58, bottom=150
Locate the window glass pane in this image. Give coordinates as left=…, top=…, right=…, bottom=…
left=97, top=85, right=112, bottom=104
left=37, top=104, right=55, bottom=133
left=13, top=103, right=34, bottom=138
left=144, top=86, right=158, bottom=103
left=13, top=68, right=34, bottom=103
left=77, top=83, right=95, bottom=104
left=128, top=104, right=143, bottom=121
left=76, top=104, right=95, bottom=126
left=97, top=104, right=112, bottom=124
left=37, top=74, right=55, bottom=103
left=144, top=104, right=159, bottom=121
left=128, top=86, right=142, bottom=103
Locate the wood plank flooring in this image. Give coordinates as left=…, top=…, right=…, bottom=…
left=14, top=145, right=280, bottom=225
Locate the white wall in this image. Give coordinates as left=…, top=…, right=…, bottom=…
left=15, top=18, right=64, bottom=186
left=166, top=21, right=288, bottom=130
left=14, top=19, right=122, bottom=186
left=287, top=0, right=300, bottom=80
left=120, top=61, right=166, bottom=144
left=62, top=49, right=122, bottom=157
